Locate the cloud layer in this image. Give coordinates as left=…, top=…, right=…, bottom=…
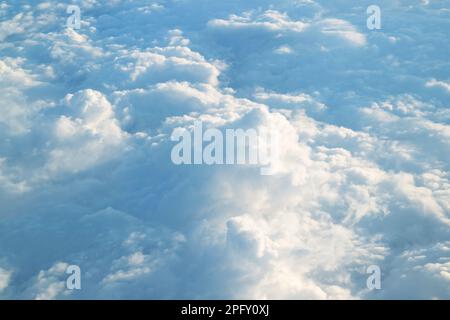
left=0, top=0, right=449, bottom=299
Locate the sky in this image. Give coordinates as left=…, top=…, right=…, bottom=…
left=0, top=0, right=449, bottom=299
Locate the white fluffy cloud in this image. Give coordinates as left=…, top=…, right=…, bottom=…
left=0, top=267, right=12, bottom=294
left=0, top=0, right=449, bottom=300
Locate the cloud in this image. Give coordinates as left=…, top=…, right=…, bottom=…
left=25, top=262, right=70, bottom=300
left=426, top=79, right=450, bottom=93
left=317, top=18, right=366, bottom=47
left=377, top=242, right=450, bottom=299
left=207, top=10, right=366, bottom=47
left=253, top=88, right=326, bottom=114
left=208, top=10, right=309, bottom=32
left=47, top=89, right=125, bottom=174
left=0, top=57, right=42, bottom=135
left=0, top=267, right=12, bottom=294
left=113, top=35, right=222, bottom=87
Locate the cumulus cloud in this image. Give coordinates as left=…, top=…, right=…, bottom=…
left=0, top=267, right=12, bottom=294
left=0, top=0, right=449, bottom=300
left=426, top=79, right=450, bottom=93
left=208, top=10, right=309, bottom=32
left=47, top=89, right=125, bottom=174
left=25, top=262, right=71, bottom=300
left=316, top=18, right=366, bottom=46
